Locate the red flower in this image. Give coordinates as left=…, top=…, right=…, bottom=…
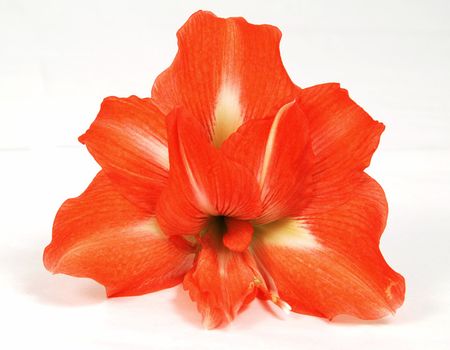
left=44, top=11, right=405, bottom=328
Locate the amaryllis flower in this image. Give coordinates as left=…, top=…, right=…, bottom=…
left=44, top=11, right=405, bottom=328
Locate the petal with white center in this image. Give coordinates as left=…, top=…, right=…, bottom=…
left=79, top=96, right=169, bottom=213
left=44, top=171, right=195, bottom=297
left=253, top=173, right=405, bottom=319
left=152, top=11, right=299, bottom=146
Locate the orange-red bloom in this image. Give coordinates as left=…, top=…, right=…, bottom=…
left=44, top=11, right=405, bottom=328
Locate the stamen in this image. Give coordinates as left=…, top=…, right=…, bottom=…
left=250, top=247, right=291, bottom=314
left=271, top=294, right=292, bottom=314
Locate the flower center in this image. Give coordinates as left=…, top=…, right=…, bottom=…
left=210, top=216, right=254, bottom=252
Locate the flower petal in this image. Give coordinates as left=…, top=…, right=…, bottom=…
left=183, top=232, right=267, bottom=329
left=44, top=171, right=195, bottom=297
left=79, top=96, right=169, bottom=213
left=252, top=173, right=405, bottom=319
left=156, top=108, right=262, bottom=236
left=152, top=10, right=299, bottom=147
left=298, top=83, right=385, bottom=211
left=222, top=101, right=315, bottom=224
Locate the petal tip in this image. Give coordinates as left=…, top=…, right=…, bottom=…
left=42, top=244, right=56, bottom=272
left=78, top=132, right=87, bottom=144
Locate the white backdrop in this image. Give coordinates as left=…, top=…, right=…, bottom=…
left=1, top=0, right=449, bottom=349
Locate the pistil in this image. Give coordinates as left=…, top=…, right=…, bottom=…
left=222, top=217, right=254, bottom=252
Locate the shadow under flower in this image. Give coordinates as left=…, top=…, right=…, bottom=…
left=5, top=239, right=443, bottom=328
left=171, top=284, right=203, bottom=328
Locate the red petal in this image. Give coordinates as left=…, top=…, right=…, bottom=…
left=44, top=172, right=194, bottom=297
left=79, top=96, right=169, bottom=213
left=222, top=218, right=254, bottom=252
left=183, top=231, right=267, bottom=329
left=298, top=83, right=385, bottom=211
left=156, top=108, right=262, bottom=236
left=222, top=101, right=315, bottom=223
left=152, top=11, right=299, bottom=147
left=253, top=174, right=405, bottom=319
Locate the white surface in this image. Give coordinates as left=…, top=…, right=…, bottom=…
left=1, top=0, right=450, bottom=349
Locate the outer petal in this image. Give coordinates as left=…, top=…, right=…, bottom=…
left=183, top=231, right=268, bottom=329
left=298, top=83, right=385, bottom=211
left=152, top=10, right=299, bottom=147
left=79, top=96, right=169, bottom=213
left=44, top=172, right=195, bottom=297
left=252, top=174, right=405, bottom=319
left=222, top=101, right=315, bottom=224
left=156, top=108, right=262, bottom=236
